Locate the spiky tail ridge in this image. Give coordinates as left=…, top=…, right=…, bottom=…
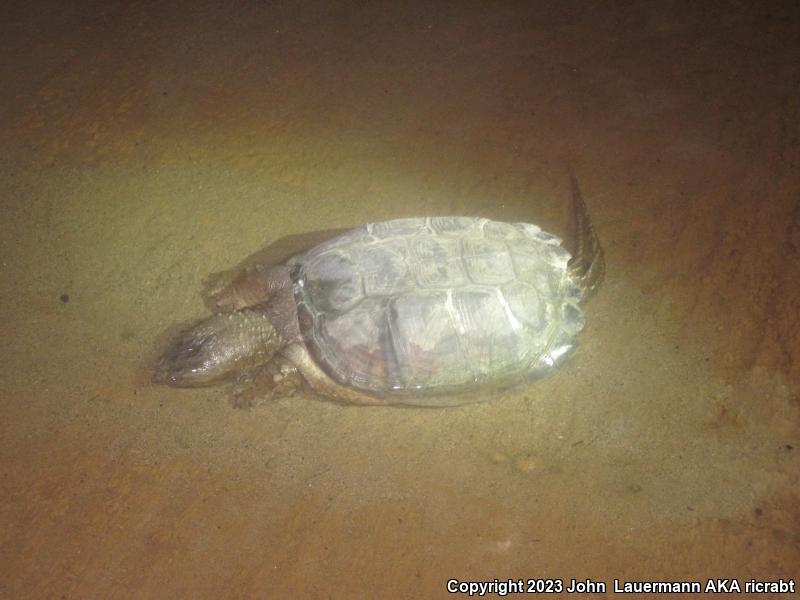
left=567, top=174, right=605, bottom=301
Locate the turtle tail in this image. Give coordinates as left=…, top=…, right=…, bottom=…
left=566, top=174, right=605, bottom=301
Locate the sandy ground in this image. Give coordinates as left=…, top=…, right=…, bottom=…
left=1, top=1, right=799, bottom=598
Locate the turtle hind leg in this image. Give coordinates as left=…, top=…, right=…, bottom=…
left=206, top=264, right=292, bottom=312
left=282, top=343, right=387, bottom=406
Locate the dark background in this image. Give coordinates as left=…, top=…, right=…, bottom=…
left=1, top=1, right=798, bottom=597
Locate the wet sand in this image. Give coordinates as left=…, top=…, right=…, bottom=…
left=1, top=1, right=798, bottom=597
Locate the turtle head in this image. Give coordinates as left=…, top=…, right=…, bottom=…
left=153, top=309, right=280, bottom=387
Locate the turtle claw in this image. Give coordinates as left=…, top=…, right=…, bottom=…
left=203, top=270, right=240, bottom=312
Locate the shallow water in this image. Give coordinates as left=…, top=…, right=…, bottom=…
left=1, top=1, right=799, bottom=597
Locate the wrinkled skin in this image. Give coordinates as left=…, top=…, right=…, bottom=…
left=153, top=308, right=280, bottom=387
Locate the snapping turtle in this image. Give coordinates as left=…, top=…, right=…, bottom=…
left=153, top=176, right=604, bottom=406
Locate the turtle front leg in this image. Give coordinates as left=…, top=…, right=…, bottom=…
left=230, top=355, right=303, bottom=408
left=209, top=265, right=292, bottom=312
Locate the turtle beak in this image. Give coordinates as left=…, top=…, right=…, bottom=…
left=152, top=319, right=233, bottom=387
left=151, top=360, right=190, bottom=386
left=152, top=310, right=280, bottom=388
